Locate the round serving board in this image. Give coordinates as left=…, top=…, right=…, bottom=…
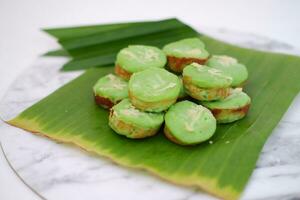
left=1, top=28, right=300, bottom=200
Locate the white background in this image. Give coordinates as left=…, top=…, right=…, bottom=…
left=0, top=0, right=299, bottom=199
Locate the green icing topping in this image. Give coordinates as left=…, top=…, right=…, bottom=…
left=93, top=74, right=128, bottom=103
left=111, top=99, right=164, bottom=129
left=206, top=55, right=248, bottom=87
left=129, top=68, right=180, bottom=102
left=201, top=89, right=251, bottom=109
left=183, top=63, right=232, bottom=88
left=165, top=101, right=216, bottom=144
left=116, top=45, right=166, bottom=73
left=163, top=38, right=209, bottom=59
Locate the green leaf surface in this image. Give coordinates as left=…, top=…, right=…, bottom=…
left=8, top=35, right=300, bottom=200
left=62, top=54, right=115, bottom=71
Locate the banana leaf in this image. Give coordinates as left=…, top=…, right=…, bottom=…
left=7, top=33, right=300, bottom=199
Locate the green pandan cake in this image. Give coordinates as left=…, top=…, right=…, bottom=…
left=206, top=55, right=248, bottom=87
left=115, top=45, right=167, bottom=80
left=93, top=74, right=128, bottom=108
left=128, top=68, right=181, bottom=112
left=109, top=99, right=164, bottom=138
left=201, top=89, right=251, bottom=123
left=183, top=63, right=232, bottom=101
left=164, top=101, right=216, bottom=145
left=163, top=38, right=210, bottom=73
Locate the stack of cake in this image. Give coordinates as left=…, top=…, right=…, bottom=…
left=93, top=38, right=251, bottom=145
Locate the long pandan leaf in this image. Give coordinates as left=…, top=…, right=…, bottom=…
left=44, top=18, right=199, bottom=70
left=43, top=49, right=70, bottom=57
left=8, top=35, right=300, bottom=199
left=43, top=20, right=155, bottom=40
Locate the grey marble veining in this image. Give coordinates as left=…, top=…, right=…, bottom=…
left=0, top=29, right=300, bottom=200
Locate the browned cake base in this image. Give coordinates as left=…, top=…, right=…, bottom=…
left=109, top=109, right=160, bottom=139
left=94, top=94, right=115, bottom=109
left=183, top=76, right=230, bottom=101
left=167, top=56, right=208, bottom=73
left=210, top=104, right=250, bottom=123
left=114, top=64, right=132, bottom=80
left=164, top=125, right=186, bottom=145
left=128, top=91, right=177, bottom=112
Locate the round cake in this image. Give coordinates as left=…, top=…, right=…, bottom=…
left=206, top=55, right=248, bottom=87
left=128, top=68, right=181, bottom=112
left=182, top=63, right=232, bottom=101
left=115, top=45, right=167, bottom=80
left=109, top=99, right=164, bottom=138
left=201, top=89, right=251, bottom=123
left=93, top=74, right=128, bottom=108
left=163, top=38, right=209, bottom=73
left=164, top=101, right=216, bottom=145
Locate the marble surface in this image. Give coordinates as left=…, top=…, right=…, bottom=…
left=0, top=29, right=300, bottom=200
